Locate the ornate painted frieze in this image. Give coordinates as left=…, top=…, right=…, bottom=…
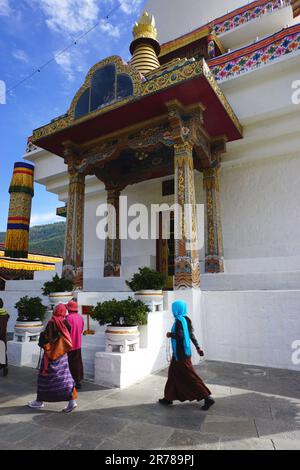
left=75, top=140, right=121, bottom=174
left=142, top=59, right=203, bottom=96
left=159, top=1, right=291, bottom=60
left=210, top=26, right=300, bottom=82
left=213, top=0, right=291, bottom=35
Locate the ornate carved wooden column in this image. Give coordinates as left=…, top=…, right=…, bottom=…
left=174, top=142, right=200, bottom=289
left=203, top=165, right=224, bottom=273
left=62, top=168, right=86, bottom=289
left=104, top=187, right=122, bottom=277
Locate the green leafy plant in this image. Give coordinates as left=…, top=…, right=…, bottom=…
left=126, top=267, right=166, bottom=292
left=91, top=297, right=149, bottom=327
left=15, top=296, right=47, bottom=322
left=42, top=274, right=74, bottom=296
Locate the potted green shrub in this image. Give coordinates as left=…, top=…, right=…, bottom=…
left=14, top=296, right=47, bottom=340
left=126, top=267, right=165, bottom=310
left=91, top=297, right=149, bottom=353
left=42, top=274, right=74, bottom=308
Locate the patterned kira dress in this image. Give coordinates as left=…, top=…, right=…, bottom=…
left=37, top=321, right=77, bottom=403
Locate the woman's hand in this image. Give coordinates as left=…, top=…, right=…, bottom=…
left=197, top=348, right=204, bottom=357
left=166, top=332, right=171, bottom=338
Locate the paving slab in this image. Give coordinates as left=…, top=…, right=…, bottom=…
left=220, top=438, right=275, bottom=450
left=0, top=362, right=299, bottom=450
left=96, top=422, right=174, bottom=451
left=161, top=429, right=222, bottom=450
left=255, top=418, right=300, bottom=441
left=272, top=439, right=300, bottom=450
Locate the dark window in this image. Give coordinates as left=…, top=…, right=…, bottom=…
left=117, top=74, right=133, bottom=100
left=162, top=179, right=175, bottom=196
left=90, top=64, right=116, bottom=111
left=75, top=88, right=90, bottom=119
left=74, top=63, right=134, bottom=119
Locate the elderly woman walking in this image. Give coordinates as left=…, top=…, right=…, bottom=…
left=27, top=304, right=78, bottom=413
left=159, top=300, right=215, bottom=410
left=0, top=298, right=9, bottom=377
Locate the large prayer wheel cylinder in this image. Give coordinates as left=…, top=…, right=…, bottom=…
left=5, top=162, right=34, bottom=258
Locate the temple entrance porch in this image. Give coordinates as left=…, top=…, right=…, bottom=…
left=61, top=102, right=227, bottom=292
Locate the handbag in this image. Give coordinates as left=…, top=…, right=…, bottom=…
left=44, top=335, right=72, bottom=361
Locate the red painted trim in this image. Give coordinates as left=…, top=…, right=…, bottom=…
left=13, top=170, right=34, bottom=176
left=8, top=217, right=30, bottom=222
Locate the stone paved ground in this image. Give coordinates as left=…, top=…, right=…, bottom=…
left=0, top=360, right=300, bottom=450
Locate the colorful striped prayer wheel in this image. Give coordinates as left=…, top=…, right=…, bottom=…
left=5, top=162, right=34, bottom=259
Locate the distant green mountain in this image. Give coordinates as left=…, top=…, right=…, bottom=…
left=0, top=222, right=66, bottom=257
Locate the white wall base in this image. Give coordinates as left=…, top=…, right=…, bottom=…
left=202, top=290, right=300, bottom=371
left=7, top=340, right=40, bottom=367
left=94, top=350, right=148, bottom=389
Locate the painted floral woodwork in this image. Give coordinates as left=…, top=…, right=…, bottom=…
left=203, top=167, right=224, bottom=273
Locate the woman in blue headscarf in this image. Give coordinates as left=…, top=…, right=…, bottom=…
left=159, top=300, right=214, bottom=410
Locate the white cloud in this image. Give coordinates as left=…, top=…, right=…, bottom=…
left=13, top=49, right=30, bottom=63
left=0, top=0, right=11, bottom=16
left=99, top=19, right=120, bottom=38
left=31, top=212, right=61, bottom=226
left=54, top=49, right=86, bottom=81
left=38, top=0, right=100, bottom=34
left=54, top=51, right=74, bottom=80
left=120, top=0, right=144, bottom=15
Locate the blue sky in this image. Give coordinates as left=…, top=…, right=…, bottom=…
left=0, top=0, right=145, bottom=231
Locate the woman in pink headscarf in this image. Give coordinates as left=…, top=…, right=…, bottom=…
left=66, top=301, right=84, bottom=389
left=27, top=304, right=78, bottom=413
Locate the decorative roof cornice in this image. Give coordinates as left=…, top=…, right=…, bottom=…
left=160, top=0, right=291, bottom=59
left=209, top=24, right=300, bottom=82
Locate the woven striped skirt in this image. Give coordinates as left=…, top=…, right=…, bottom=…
left=37, top=353, right=77, bottom=403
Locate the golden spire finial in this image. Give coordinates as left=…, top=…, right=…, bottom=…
left=130, top=11, right=161, bottom=75
left=133, top=11, right=157, bottom=42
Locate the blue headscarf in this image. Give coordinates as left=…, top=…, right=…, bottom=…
left=171, top=300, right=191, bottom=361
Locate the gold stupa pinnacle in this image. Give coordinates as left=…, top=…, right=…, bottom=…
left=133, top=12, right=158, bottom=42
left=130, top=12, right=161, bottom=75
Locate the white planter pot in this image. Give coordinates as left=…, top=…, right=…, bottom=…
left=48, top=292, right=74, bottom=309
left=105, top=325, right=140, bottom=353
left=135, top=290, right=163, bottom=302
left=14, top=321, right=44, bottom=342
left=134, top=290, right=164, bottom=312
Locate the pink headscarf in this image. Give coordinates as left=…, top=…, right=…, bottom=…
left=42, top=304, right=72, bottom=375
left=66, top=301, right=78, bottom=314
left=50, top=303, right=72, bottom=344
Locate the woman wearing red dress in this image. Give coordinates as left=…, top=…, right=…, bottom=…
left=159, top=300, right=215, bottom=410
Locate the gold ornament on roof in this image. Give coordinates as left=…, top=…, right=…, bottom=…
left=133, top=12, right=158, bottom=41
left=130, top=12, right=161, bottom=74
